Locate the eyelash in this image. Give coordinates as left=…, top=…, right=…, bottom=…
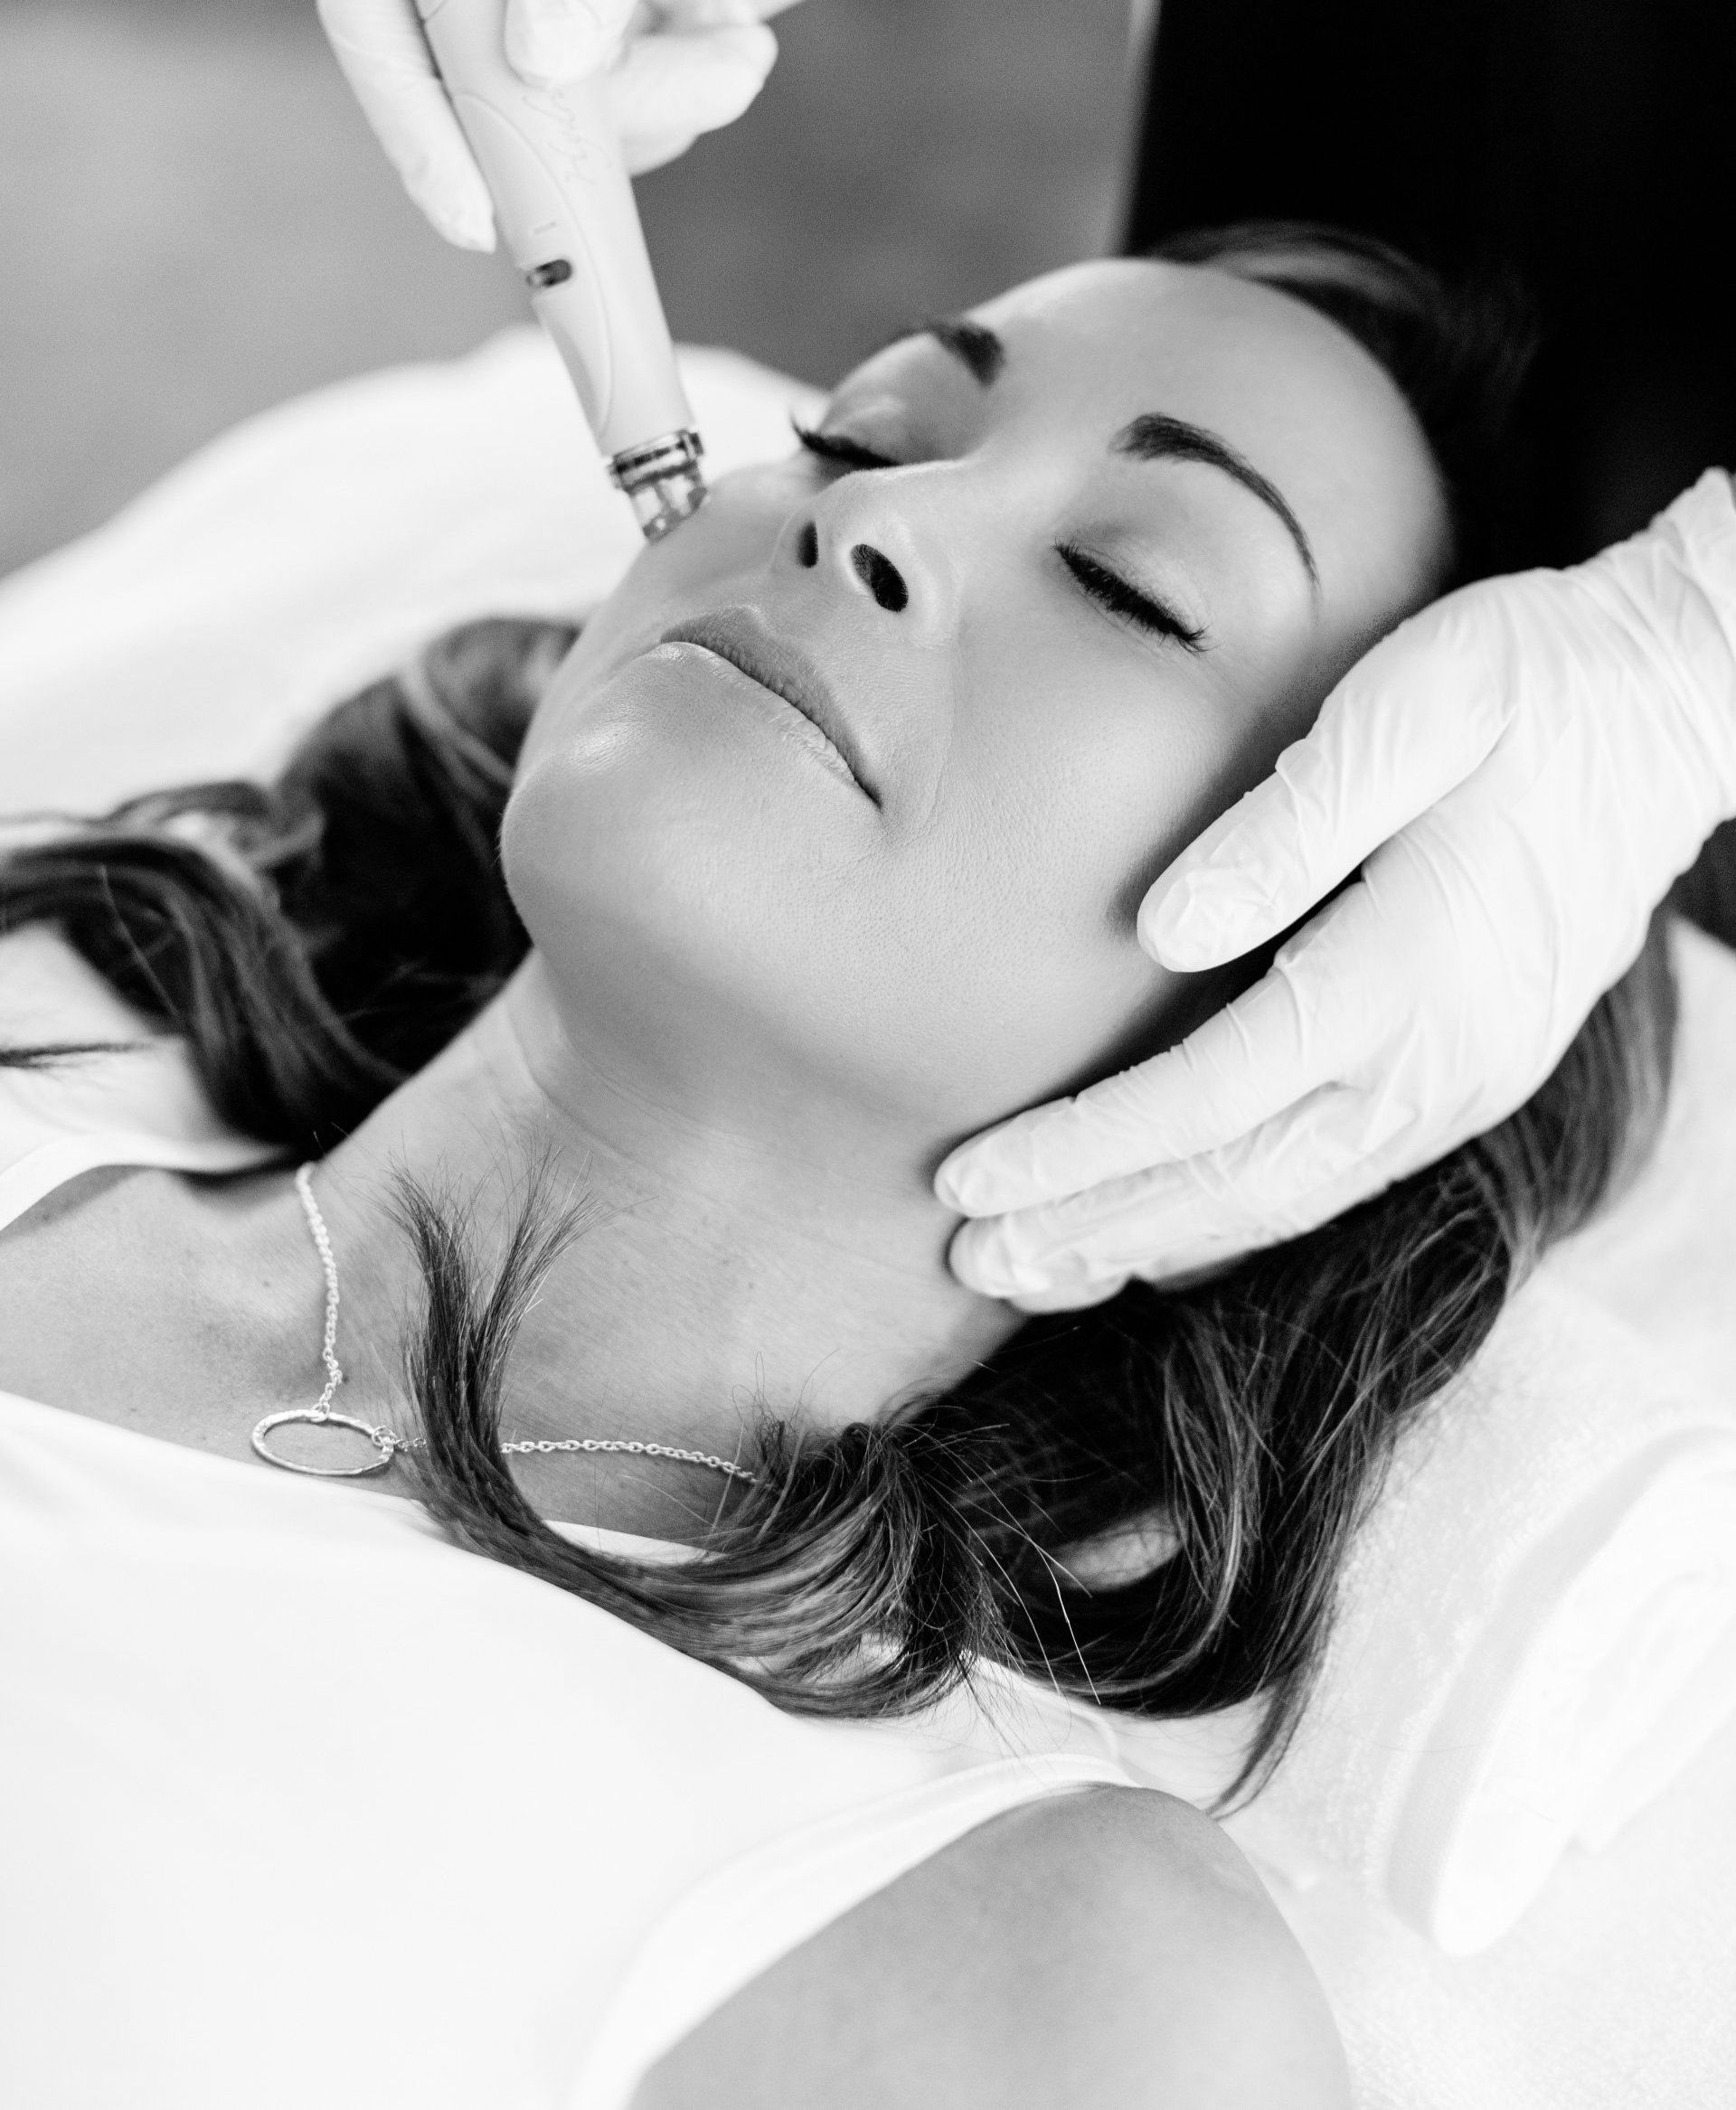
left=791, top=422, right=1208, bottom=653
left=1054, top=544, right=1206, bottom=653
left=791, top=422, right=897, bottom=474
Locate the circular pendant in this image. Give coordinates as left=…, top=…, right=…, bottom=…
left=251, top=1408, right=399, bottom=1478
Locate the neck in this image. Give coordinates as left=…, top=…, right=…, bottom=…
left=310, top=955, right=1019, bottom=1538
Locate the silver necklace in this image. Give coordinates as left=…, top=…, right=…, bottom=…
left=250, top=1164, right=757, bottom=1486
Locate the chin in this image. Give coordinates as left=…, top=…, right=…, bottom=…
left=499, top=694, right=876, bottom=1087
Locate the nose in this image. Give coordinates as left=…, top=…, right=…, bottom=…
left=774, top=478, right=955, bottom=639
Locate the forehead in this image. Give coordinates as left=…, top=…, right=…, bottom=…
left=949, top=258, right=1449, bottom=615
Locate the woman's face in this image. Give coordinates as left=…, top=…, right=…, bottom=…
left=506, top=259, right=1448, bottom=1144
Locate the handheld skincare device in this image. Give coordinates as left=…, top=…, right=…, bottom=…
left=416, top=0, right=706, bottom=540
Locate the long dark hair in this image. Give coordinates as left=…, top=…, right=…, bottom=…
left=0, top=225, right=1677, bottom=1791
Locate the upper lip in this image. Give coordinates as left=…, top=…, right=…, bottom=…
left=659, top=608, right=876, bottom=801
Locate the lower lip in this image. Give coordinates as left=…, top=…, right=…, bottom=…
left=646, top=641, right=861, bottom=792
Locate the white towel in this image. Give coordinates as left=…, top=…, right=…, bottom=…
left=1106, top=922, right=1736, bottom=1955
left=1233, top=1266, right=1736, bottom=1954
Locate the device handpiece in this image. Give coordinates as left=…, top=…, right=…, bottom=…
left=415, top=0, right=705, bottom=540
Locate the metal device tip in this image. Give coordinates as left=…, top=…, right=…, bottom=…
left=609, top=429, right=708, bottom=543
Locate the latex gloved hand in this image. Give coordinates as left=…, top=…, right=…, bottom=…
left=939, top=470, right=1736, bottom=1309
left=318, top=0, right=800, bottom=250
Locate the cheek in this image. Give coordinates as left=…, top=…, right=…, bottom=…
left=943, top=635, right=1237, bottom=948
left=873, top=620, right=1333, bottom=1117
left=863, top=637, right=1233, bottom=1113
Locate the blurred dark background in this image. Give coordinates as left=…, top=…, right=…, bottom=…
left=1123, top=0, right=1733, bottom=567
left=0, top=0, right=1137, bottom=579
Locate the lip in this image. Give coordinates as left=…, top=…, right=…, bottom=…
left=658, top=608, right=877, bottom=803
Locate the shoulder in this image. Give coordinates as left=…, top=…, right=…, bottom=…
left=636, top=1786, right=1350, bottom=2110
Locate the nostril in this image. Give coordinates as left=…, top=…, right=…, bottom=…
left=850, top=542, right=910, bottom=614
left=795, top=520, right=818, bottom=569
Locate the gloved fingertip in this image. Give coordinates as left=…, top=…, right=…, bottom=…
left=706, top=19, right=779, bottom=75
left=407, top=166, right=497, bottom=250
left=944, top=1219, right=1035, bottom=1300
left=950, top=1218, right=1134, bottom=1308
left=932, top=1122, right=1008, bottom=1212
left=448, top=200, right=499, bottom=251
left=1138, top=872, right=1260, bottom=971
left=1136, top=883, right=1195, bottom=967
left=934, top=1135, right=1034, bottom=1217
left=506, top=4, right=613, bottom=86
left=932, top=1155, right=986, bottom=1215
left=619, top=130, right=701, bottom=176
left=669, top=0, right=764, bottom=26
left=1007, top=1275, right=1127, bottom=1314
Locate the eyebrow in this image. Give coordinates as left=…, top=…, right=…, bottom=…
left=1114, top=412, right=1319, bottom=593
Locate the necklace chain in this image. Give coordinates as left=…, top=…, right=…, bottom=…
left=299, top=1163, right=344, bottom=1414
left=249, top=1165, right=757, bottom=1487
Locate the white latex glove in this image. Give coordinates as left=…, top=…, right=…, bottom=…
left=317, top=0, right=799, bottom=250
left=938, top=469, right=1736, bottom=1309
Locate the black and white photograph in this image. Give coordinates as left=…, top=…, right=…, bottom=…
left=3, top=4, right=1733, bottom=2105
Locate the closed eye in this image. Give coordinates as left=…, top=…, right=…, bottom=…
left=1056, top=543, right=1206, bottom=653
left=792, top=421, right=901, bottom=474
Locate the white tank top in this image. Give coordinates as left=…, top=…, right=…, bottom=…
left=0, top=928, right=1138, bottom=2110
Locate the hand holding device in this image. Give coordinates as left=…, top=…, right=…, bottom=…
left=318, top=0, right=791, bottom=249
left=319, top=0, right=797, bottom=535
left=938, top=471, right=1736, bottom=1305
